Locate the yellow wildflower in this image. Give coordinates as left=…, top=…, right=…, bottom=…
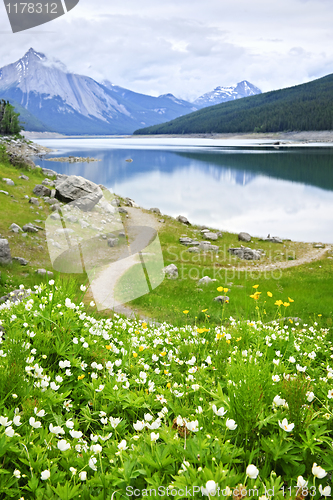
left=253, top=284, right=260, bottom=289
left=283, top=302, right=290, bottom=307
left=105, top=345, right=112, bottom=350
left=224, top=288, right=229, bottom=293
left=167, top=383, right=171, bottom=389
left=216, top=333, right=223, bottom=340
left=275, top=300, right=283, bottom=306
left=202, top=309, right=208, bottom=313
left=236, top=337, right=242, bottom=342
left=318, top=314, right=322, bottom=317
left=139, top=346, right=144, bottom=352
left=217, top=286, right=223, bottom=292
left=288, top=297, right=294, bottom=303
left=133, top=352, right=138, bottom=358
left=267, top=291, right=273, bottom=297
left=160, top=352, right=167, bottom=357
left=226, top=339, right=231, bottom=344
left=78, top=374, right=85, bottom=380
left=164, top=370, right=169, bottom=375
left=183, top=310, right=189, bottom=314
left=142, top=322, right=148, bottom=329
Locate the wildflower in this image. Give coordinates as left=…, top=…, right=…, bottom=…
left=5, top=426, right=14, bottom=437
left=49, top=423, right=65, bottom=435
left=133, top=420, right=145, bottom=431
left=0, top=416, right=12, bottom=427
left=183, top=310, right=189, bottom=314
left=50, top=382, right=60, bottom=391
left=91, top=444, right=103, bottom=454
left=275, top=300, right=283, bottom=306
left=133, top=352, right=138, bottom=358
left=89, top=457, right=98, bottom=471
left=306, top=391, right=315, bottom=402
left=63, top=400, right=73, bottom=411
left=327, top=389, right=333, bottom=399
left=70, top=467, right=77, bottom=475
left=279, top=418, right=294, bottom=432
left=297, top=476, right=308, bottom=488
left=272, top=375, right=280, bottom=382
left=288, top=297, right=294, bottom=302
left=186, top=420, right=199, bottom=432
left=319, top=485, right=331, bottom=497
left=80, top=285, right=87, bottom=291
left=192, top=384, right=200, bottom=391
left=296, top=364, right=306, bottom=372
left=246, top=464, right=259, bottom=479
left=201, top=480, right=218, bottom=496
left=267, top=291, right=273, bottom=297
left=41, top=470, right=50, bottom=480
left=12, top=394, right=18, bottom=399
left=29, top=417, right=42, bottom=429
left=79, top=471, right=87, bottom=481
left=70, top=430, right=83, bottom=439
left=13, top=469, right=21, bottom=478
left=13, top=415, right=21, bottom=426
left=57, top=439, right=71, bottom=451
left=226, top=419, right=237, bottom=430
left=212, top=404, right=227, bottom=417
left=312, top=463, right=327, bottom=479
left=196, top=406, right=203, bottom=414
left=65, top=419, right=74, bottom=429
left=118, top=439, right=128, bottom=450
left=273, top=395, right=286, bottom=407
left=110, top=417, right=122, bottom=428
left=288, top=356, right=296, bottom=363
left=151, top=432, right=159, bottom=442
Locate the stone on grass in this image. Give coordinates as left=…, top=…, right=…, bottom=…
left=0, top=239, right=12, bottom=265
left=33, top=185, right=51, bottom=197
left=214, top=295, right=230, bottom=303
left=19, top=175, right=29, bottom=181
left=23, top=223, right=38, bottom=233
left=118, top=207, right=128, bottom=214
left=198, top=276, right=217, bottom=285
left=176, top=215, right=190, bottom=225
left=150, top=208, right=161, bottom=214
left=238, top=232, right=251, bottom=242
left=0, top=190, right=9, bottom=196
left=0, top=288, right=31, bottom=304
left=10, top=223, right=23, bottom=233
left=163, top=264, right=178, bottom=279
left=228, top=247, right=261, bottom=260
left=204, top=232, right=218, bottom=241
left=2, top=178, right=14, bottom=186
left=29, top=197, right=39, bottom=206
left=36, top=269, right=54, bottom=277
left=13, top=257, right=28, bottom=266
left=107, top=238, right=119, bottom=247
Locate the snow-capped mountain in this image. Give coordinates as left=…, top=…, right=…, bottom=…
left=0, top=49, right=197, bottom=134
left=194, top=80, right=262, bottom=108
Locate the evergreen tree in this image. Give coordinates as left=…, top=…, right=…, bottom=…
left=0, top=101, right=22, bottom=135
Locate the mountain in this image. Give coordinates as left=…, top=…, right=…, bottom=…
left=0, top=48, right=197, bottom=135
left=193, top=80, right=261, bottom=108
left=134, top=73, right=333, bottom=135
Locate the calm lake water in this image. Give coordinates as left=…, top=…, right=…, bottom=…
left=34, top=137, right=333, bottom=243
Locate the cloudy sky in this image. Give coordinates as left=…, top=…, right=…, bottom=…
left=0, top=0, right=332, bottom=101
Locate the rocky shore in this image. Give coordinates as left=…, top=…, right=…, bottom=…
left=0, top=135, right=51, bottom=167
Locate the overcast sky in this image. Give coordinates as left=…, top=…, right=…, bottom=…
left=0, top=0, right=332, bottom=101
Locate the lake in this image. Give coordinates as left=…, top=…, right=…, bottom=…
left=34, top=137, right=333, bottom=243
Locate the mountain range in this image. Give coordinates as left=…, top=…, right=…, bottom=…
left=0, top=48, right=261, bottom=135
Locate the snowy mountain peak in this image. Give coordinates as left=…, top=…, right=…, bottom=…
left=194, top=80, right=262, bottom=108
left=24, top=48, right=46, bottom=61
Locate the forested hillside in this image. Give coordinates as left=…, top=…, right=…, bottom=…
left=134, top=73, right=333, bottom=135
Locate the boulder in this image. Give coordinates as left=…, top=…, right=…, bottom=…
left=204, top=232, right=218, bottom=241
left=29, top=197, right=39, bottom=206
left=0, top=288, right=31, bottom=304
left=19, top=175, right=29, bottom=181
left=118, top=207, right=128, bottom=214
left=199, top=242, right=219, bottom=252
left=214, top=295, right=230, bottom=303
left=33, top=185, right=52, bottom=197
left=228, top=247, right=261, bottom=260
left=124, top=197, right=138, bottom=207
left=51, top=204, right=62, bottom=212
left=0, top=190, right=9, bottom=196
left=198, top=276, right=217, bottom=285
left=176, top=215, right=190, bottom=225
left=2, top=178, right=14, bottom=186
left=36, top=269, right=54, bottom=277
left=261, top=235, right=283, bottom=243
left=42, top=168, right=57, bottom=177
left=55, top=175, right=103, bottom=212
left=150, top=208, right=161, bottom=214
left=107, top=238, right=119, bottom=247
left=9, top=223, right=23, bottom=233
left=0, top=239, right=12, bottom=265
left=238, top=232, right=251, bottom=242
left=179, top=237, right=193, bottom=246
left=45, top=198, right=58, bottom=205
left=42, top=179, right=55, bottom=187
left=188, top=247, right=200, bottom=253
left=23, top=223, right=38, bottom=233
left=13, top=257, right=29, bottom=266
left=163, top=264, right=178, bottom=279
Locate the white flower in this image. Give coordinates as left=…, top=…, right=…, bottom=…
left=50, top=382, right=60, bottom=391
left=41, top=470, right=50, bottom=480
left=278, top=418, right=295, bottom=432
left=306, top=391, right=315, bottom=402
left=89, top=457, right=97, bottom=471
left=70, top=430, right=83, bottom=439
left=196, top=406, right=203, bottom=414
left=133, top=420, right=145, bottom=431
left=319, top=485, right=331, bottom=497
left=55, top=376, right=63, bottom=383
left=327, top=389, right=333, bottom=399
left=288, top=356, right=296, bottom=363
left=90, top=301, right=95, bottom=307
left=312, top=463, right=327, bottom=479
left=110, top=417, right=122, bottom=428
left=246, top=464, right=259, bottom=479
left=57, top=439, right=71, bottom=451
left=49, top=280, right=55, bottom=285
left=34, top=408, right=46, bottom=417
left=150, top=432, right=159, bottom=442
left=212, top=404, right=227, bottom=417
left=296, top=364, right=306, bottom=372
left=49, top=423, right=65, bottom=435
left=69, top=467, right=77, bottom=475
left=273, top=395, right=287, bottom=407
left=29, top=417, right=42, bottom=429
left=13, top=469, right=21, bottom=478
left=91, top=444, right=103, bottom=454
left=191, top=384, right=200, bottom=391
left=66, top=419, right=74, bottom=429
left=117, top=439, right=128, bottom=450
left=80, top=285, right=87, bottom=292
left=79, top=471, right=87, bottom=481
left=5, top=426, right=14, bottom=437
left=13, top=415, right=21, bottom=426
left=297, top=476, right=308, bottom=488
left=201, top=480, right=217, bottom=496
left=226, top=419, right=237, bottom=430
left=0, top=416, right=12, bottom=427
left=59, top=360, right=71, bottom=369
left=272, top=375, right=280, bottom=382
left=186, top=420, right=199, bottom=432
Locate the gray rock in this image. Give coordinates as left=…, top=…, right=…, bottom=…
left=118, top=207, right=128, bottom=214
left=19, top=175, right=29, bottom=181
left=150, top=208, right=161, bottom=214
left=124, top=198, right=138, bottom=207
left=2, top=178, right=14, bottom=186
left=198, top=276, right=217, bottom=285
left=228, top=247, right=261, bottom=260
left=204, top=232, right=218, bottom=241
left=0, top=239, right=12, bottom=265
left=51, top=204, right=62, bottom=212
left=36, top=269, right=54, bottom=277
left=313, top=243, right=325, bottom=249
left=33, top=185, right=51, bottom=197
left=214, top=295, right=230, bottom=303
left=41, top=168, right=57, bottom=177
left=180, top=237, right=193, bottom=246
left=159, top=219, right=165, bottom=223
left=66, top=215, right=78, bottom=223
left=42, top=179, right=55, bottom=187
left=118, top=232, right=126, bottom=238
left=0, top=288, right=31, bottom=304
left=261, top=236, right=283, bottom=244
left=111, top=199, right=120, bottom=207
left=45, top=198, right=58, bottom=205
left=0, top=190, right=9, bottom=196
left=163, top=264, right=178, bottom=279
left=238, top=232, right=251, bottom=242
left=176, top=215, right=190, bottom=225
left=23, top=223, right=38, bottom=233
left=29, top=197, right=39, bottom=206
left=199, top=242, right=219, bottom=252
left=107, top=238, right=119, bottom=247
left=51, top=213, right=61, bottom=220
left=13, top=257, right=28, bottom=266
left=55, top=175, right=103, bottom=212
left=10, top=223, right=23, bottom=233
left=188, top=247, right=200, bottom=253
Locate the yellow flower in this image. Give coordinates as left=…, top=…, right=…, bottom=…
left=139, top=346, right=144, bottom=352
left=216, top=333, right=223, bottom=340
left=197, top=328, right=205, bottom=334
left=288, top=297, right=294, bottom=303
left=224, top=288, right=229, bottom=293
left=318, top=314, right=322, bottom=317
left=217, top=286, right=223, bottom=292
left=160, top=352, right=167, bottom=357
left=167, top=383, right=171, bottom=389
left=164, top=370, right=169, bottom=375
left=236, top=337, right=242, bottom=342
left=133, top=352, right=138, bottom=358
left=283, top=302, right=290, bottom=307
left=275, top=300, right=283, bottom=306
left=183, top=310, right=189, bottom=314
left=267, top=291, right=273, bottom=297
left=289, top=319, right=293, bottom=323
left=226, top=339, right=231, bottom=344
left=135, top=330, right=140, bottom=335
left=142, top=322, right=148, bottom=329
left=78, top=374, right=85, bottom=380
left=105, top=345, right=112, bottom=350
left=202, top=309, right=208, bottom=313
left=253, top=284, right=260, bottom=289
